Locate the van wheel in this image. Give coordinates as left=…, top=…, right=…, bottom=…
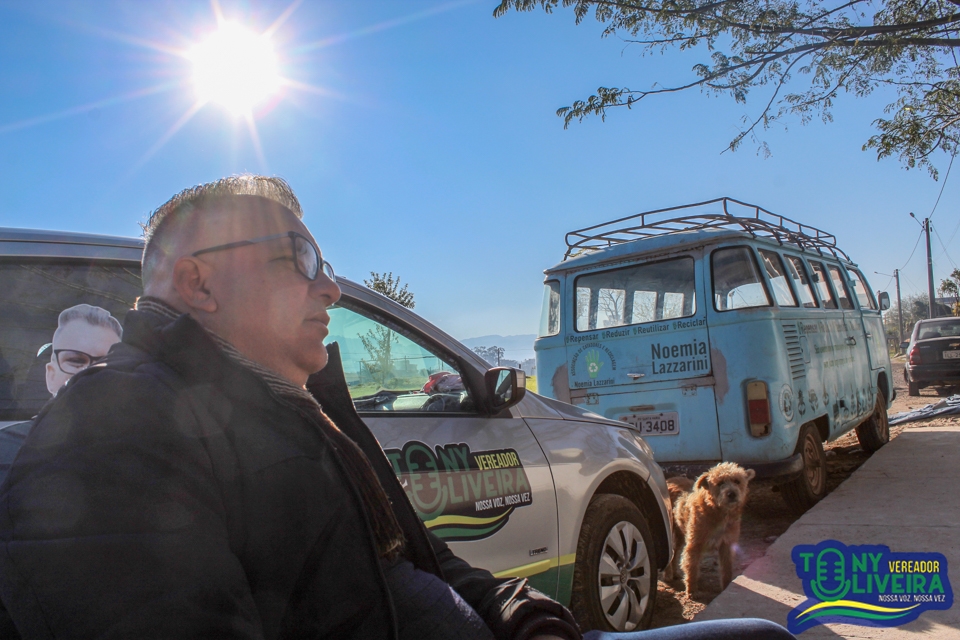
left=570, top=494, right=657, bottom=633
left=856, top=392, right=889, bottom=452
left=781, top=424, right=827, bottom=514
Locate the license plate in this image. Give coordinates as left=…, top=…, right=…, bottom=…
left=619, top=411, right=680, bottom=435
left=944, top=351, right=960, bottom=359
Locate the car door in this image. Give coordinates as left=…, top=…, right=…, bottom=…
left=324, top=300, right=561, bottom=596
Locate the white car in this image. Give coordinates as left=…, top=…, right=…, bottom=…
left=0, top=227, right=673, bottom=632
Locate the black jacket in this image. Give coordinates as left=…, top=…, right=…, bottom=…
left=0, top=310, right=578, bottom=639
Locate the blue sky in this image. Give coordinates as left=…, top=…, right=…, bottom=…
left=1, top=1, right=957, bottom=344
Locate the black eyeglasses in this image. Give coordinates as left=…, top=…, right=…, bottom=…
left=192, top=231, right=335, bottom=282
left=53, top=349, right=108, bottom=375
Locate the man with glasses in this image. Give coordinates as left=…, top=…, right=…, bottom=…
left=0, top=304, right=122, bottom=488
left=0, top=175, right=580, bottom=640
left=44, top=303, right=123, bottom=396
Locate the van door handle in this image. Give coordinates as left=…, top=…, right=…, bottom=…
left=865, top=332, right=873, bottom=339
left=846, top=337, right=857, bottom=345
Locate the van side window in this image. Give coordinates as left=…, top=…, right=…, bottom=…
left=808, top=261, right=837, bottom=309
left=711, top=247, right=771, bottom=311
left=827, top=265, right=854, bottom=310
left=783, top=255, right=818, bottom=308
left=539, top=281, right=561, bottom=337
left=847, top=269, right=878, bottom=310
left=758, top=250, right=798, bottom=307
left=574, top=257, right=695, bottom=331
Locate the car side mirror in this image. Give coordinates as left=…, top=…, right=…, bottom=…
left=900, top=341, right=910, bottom=351
left=485, top=367, right=526, bottom=412
left=878, top=291, right=891, bottom=310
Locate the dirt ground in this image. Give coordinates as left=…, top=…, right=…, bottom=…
left=648, top=357, right=959, bottom=628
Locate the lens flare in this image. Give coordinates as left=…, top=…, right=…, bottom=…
left=189, top=23, right=280, bottom=114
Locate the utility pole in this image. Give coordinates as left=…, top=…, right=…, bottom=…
left=876, top=269, right=905, bottom=348
left=911, top=212, right=937, bottom=318
left=895, top=269, right=904, bottom=345
left=926, top=218, right=936, bottom=318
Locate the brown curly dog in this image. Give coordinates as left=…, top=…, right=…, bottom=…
left=664, top=462, right=755, bottom=596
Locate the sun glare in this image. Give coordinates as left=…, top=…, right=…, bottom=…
left=189, top=23, right=280, bottom=115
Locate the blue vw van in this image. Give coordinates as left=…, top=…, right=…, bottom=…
left=535, top=198, right=894, bottom=512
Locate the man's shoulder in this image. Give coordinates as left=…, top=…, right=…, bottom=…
left=28, top=352, right=199, bottom=448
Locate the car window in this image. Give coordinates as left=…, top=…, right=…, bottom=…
left=539, top=281, right=561, bottom=337
left=826, top=265, right=854, bottom=310
left=325, top=303, right=475, bottom=413
left=0, top=260, right=141, bottom=421
left=808, top=261, right=837, bottom=309
left=574, top=257, right=695, bottom=331
left=758, top=250, right=798, bottom=307
left=712, top=247, right=771, bottom=311
left=847, top=269, right=877, bottom=310
left=783, top=255, right=818, bottom=308
left=917, top=319, right=960, bottom=339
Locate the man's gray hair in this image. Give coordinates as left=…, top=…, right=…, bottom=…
left=55, top=304, right=123, bottom=341
left=141, top=175, right=303, bottom=284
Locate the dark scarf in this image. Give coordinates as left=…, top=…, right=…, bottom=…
left=135, top=297, right=405, bottom=560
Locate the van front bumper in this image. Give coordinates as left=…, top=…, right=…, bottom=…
left=661, top=453, right=804, bottom=481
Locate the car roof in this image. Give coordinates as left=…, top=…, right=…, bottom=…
left=0, top=227, right=492, bottom=373
left=0, top=226, right=143, bottom=262
left=544, top=228, right=856, bottom=276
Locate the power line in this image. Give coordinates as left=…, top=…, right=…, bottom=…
left=929, top=149, right=957, bottom=220
left=899, top=228, right=926, bottom=271
left=901, top=273, right=924, bottom=292
left=934, top=225, right=958, bottom=270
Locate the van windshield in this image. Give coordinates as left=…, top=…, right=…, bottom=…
left=574, top=257, right=696, bottom=331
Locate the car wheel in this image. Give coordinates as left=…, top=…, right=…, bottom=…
left=781, top=424, right=827, bottom=514
left=908, top=380, right=920, bottom=396
left=855, top=391, right=889, bottom=452
left=570, top=494, right=657, bottom=633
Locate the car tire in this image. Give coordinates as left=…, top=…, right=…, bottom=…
left=908, top=380, right=920, bottom=396
left=781, top=424, right=827, bottom=514
left=855, top=391, right=889, bottom=452
left=570, top=494, right=658, bottom=633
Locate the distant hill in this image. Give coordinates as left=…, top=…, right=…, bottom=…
left=460, top=334, right=537, bottom=362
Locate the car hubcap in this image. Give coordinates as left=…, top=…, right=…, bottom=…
left=598, top=521, right=650, bottom=631
left=803, top=433, right=824, bottom=493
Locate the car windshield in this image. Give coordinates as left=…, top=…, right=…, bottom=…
left=916, top=319, right=960, bottom=340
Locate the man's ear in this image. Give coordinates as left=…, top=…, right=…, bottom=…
left=172, top=257, right=218, bottom=314
left=45, top=362, right=58, bottom=396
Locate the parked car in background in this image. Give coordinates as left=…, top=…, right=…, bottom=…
left=903, top=317, right=960, bottom=396
left=0, top=227, right=672, bottom=633
left=535, top=198, right=894, bottom=514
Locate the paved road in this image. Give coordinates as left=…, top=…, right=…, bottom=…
left=698, top=426, right=960, bottom=639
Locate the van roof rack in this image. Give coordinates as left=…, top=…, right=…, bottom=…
left=564, top=197, right=849, bottom=261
